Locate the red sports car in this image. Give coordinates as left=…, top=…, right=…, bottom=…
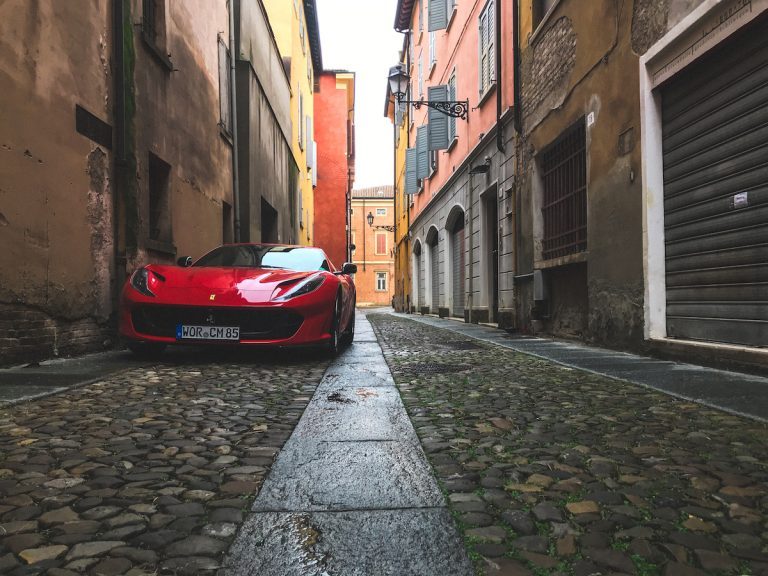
left=119, top=244, right=357, bottom=357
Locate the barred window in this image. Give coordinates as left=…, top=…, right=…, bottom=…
left=540, top=119, right=587, bottom=260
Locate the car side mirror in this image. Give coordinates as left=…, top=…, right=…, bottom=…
left=341, top=262, right=357, bottom=275
left=177, top=256, right=193, bottom=267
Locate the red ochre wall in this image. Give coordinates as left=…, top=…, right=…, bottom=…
left=313, top=73, right=352, bottom=269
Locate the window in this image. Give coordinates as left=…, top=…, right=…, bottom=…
left=376, top=272, right=388, bottom=291
left=148, top=153, right=171, bottom=243
left=142, top=0, right=171, bottom=69
left=429, top=150, right=438, bottom=178
left=448, top=72, right=457, bottom=143
left=375, top=232, right=387, bottom=255
left=376, top=208, right=387, bottom=216
left=429, top=31, right=436, bottom=69
left=418, top=52, right=424, bottom=99
left=298, top=90, right=304, bottom=149
left=540, top=119, right=587, bottom=260
left=478, top=0, right=495, bottom=96
left=533, top=0, right=558, bottom=30
left=218, top=38, right=232, bottom=136
left=300, top=16, right=306, bottom=54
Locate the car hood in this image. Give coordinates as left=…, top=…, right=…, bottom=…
left=144, top=265, right=316, bottom=304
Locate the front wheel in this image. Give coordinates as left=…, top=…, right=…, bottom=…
left=340, top=302, right=355, bottom=346
left=326, top=296, right=342, bottom=356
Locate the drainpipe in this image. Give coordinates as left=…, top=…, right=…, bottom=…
left=229, top=0, right=241, bottom=242
left=468, top=176, right=474, bottom=324
left=112, top=0, right=126, bottom=321
left=496, top=0, right=504, bottom=153
left=512, top=0, right=522, bottom=134
left=393, top=105, right=398, bottom=310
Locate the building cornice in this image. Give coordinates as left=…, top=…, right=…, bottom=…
left=303, top=0, right=323, bottom=72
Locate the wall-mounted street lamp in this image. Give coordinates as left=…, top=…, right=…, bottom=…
left=388, top=64, right=469, bottom=120
left=367, top=211, right=395, bottom=233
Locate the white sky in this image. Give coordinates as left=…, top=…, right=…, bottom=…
left=315, top=0, right=403, bottom=189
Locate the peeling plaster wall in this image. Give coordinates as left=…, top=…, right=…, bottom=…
left=0, top=1, right=114, bottom=364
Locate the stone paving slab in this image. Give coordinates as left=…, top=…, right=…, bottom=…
left=254, top=440, right=444, bottom=512
left=369, top=313, right=768, bottom=576
left=293, top=387, right=417, bottom=442
left=221, top=509, right=474, bottom=576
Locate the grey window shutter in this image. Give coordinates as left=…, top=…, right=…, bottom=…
left=428, top=85, right=450, bottom=150
left=417, top=125, right=429, bottom=180
left=405, top=148, right=418, bottom=194
left=429, top=0, right=448, bottom=31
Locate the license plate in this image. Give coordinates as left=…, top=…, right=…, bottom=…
left=176, top=325, right=240, bottom=341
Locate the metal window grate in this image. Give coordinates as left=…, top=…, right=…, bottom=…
left=540, top=119, right=587, bottom=260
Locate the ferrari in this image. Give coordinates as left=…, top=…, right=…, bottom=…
left=119, top=244, right=357, bottom=357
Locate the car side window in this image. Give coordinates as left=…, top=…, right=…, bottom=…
left=320, top=260, right=330, bottom=272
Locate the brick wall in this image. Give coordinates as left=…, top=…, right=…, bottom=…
left=0, top=304, right=112, bottom=367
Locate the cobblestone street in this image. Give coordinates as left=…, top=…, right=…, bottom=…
left=369, top=314, right=768, bottom=576
left=0, top=351, right=328, bottom=575
left=1, top=314, right=767, bottom=576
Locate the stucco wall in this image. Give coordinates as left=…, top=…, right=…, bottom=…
left=0, top=1, right=114, bottom=363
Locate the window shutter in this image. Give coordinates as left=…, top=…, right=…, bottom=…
left=448, top=74, right=457, bottom=141
left=429, top=0, right=448, bottom=31
left=428, top=85, right=450, bottom=150
left=405, top=147, right=418, bottom=194
left=312, top=143, right=317, bottom=186
left=306, top=117, right=313, bottom=170
left=417, top=125, right=429, bottom=180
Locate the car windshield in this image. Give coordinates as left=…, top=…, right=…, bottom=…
left=193, top=245, right=333, bottom=272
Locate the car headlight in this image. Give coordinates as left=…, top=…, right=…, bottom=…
left=273, top=273, right=325, bottom=301
left=130, top=267, right=157, bottom=297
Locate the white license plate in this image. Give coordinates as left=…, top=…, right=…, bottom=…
left=176, top=325, right=240, bottom=341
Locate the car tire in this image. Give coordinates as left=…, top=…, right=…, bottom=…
left=341, top=302, right=355, bottom=346
left=127, top=342, right=167, bottom=359
left=327, top=295, right=342, bottom=356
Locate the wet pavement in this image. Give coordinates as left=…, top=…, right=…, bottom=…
left=1, top=309, right=767, bottom=575
left=222, top=314, right=473, bottom=575
left=394, top=312, right=768, bottom=422
left=0, top=347, right=329, bottom=575
left=369, top=312, right=768, bottom=576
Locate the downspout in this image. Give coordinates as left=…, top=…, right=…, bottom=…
left=229, top=0, right=241, bottom=242
left=393, top=105, right=398, bottom=310
left=496, top=0, right=504, bottom=153
left=468, top=177, right=474, bottom=323
left=512, top=0, right=522, bottom=134
left=111, top=0, right=125, bottom=323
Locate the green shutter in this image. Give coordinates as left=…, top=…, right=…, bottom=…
left=417, top=125, right=429, bottom=180
left=428, top=85, right=450, bottom=150
left=405, top=147, right=419, bottom=194
left=429, top=0, right=448, bottom=31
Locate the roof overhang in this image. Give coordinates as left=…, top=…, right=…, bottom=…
left=394, top=0, right=416, bottom=31
left=304, top=0, right=323, bottom=72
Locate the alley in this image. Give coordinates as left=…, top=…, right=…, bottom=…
left=0, top=311, right=766, bottom=575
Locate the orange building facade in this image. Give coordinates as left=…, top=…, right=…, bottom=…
left=351, top=187, right=395, bottom=307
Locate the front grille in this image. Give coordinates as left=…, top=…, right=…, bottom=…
left=132, top=305, right=303, bottom=340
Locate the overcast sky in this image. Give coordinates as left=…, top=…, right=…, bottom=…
left=315, top=0, right=403, bottom=189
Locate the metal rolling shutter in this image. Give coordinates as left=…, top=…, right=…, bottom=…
left=661, top=18, right=768, bottom=346
left=452, top=224, right=465, bottom=317
left=431, top=243, right=440, bottom=312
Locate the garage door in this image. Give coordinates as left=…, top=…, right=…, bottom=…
left=418, top=253, right=425, bottom=310
left=452, top=223, right=465, bottom=318
left=431, top=243, right=440, bottom=312
left=661, top=16, right=768, bottom=347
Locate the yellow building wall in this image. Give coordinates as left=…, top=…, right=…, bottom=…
left=263, top=0, right=316, bottom=245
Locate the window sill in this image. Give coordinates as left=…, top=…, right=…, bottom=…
left=219, top=124, right=233, bottom=146
left=446, top=7, right=458, bottom=31
left=145, top=238, right=177, bottom=256
left=428, top=61, right=436, bottom=79
left=477, top=82, right=497, bottom=108
left=446, top=136, right=459, bottom=152
left=535, top=250, right=587, bottom=270
left=142, top=35, right=173, bottom=72
left=529, top=0, right=564, bottom=45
